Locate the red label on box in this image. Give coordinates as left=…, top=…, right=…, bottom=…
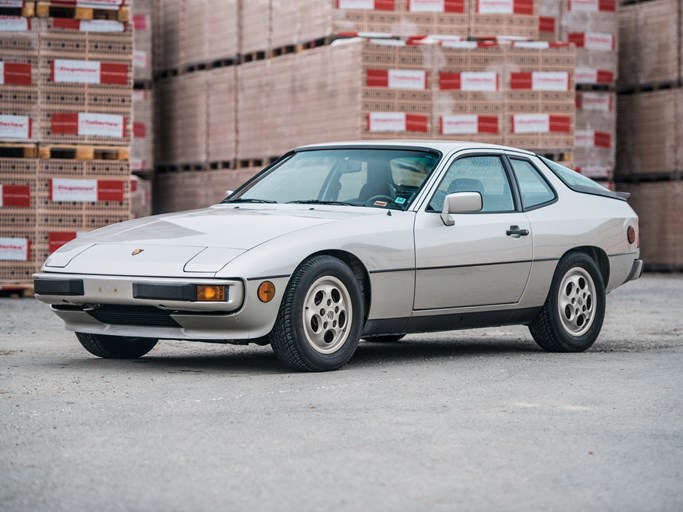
left=0, top=62, right=32, bottom=86
left=407, top=0, right=465, bottom=13
left=440, top=71, right=498, bottom=91
left=50, top=178, right=125, bottom=202
left=366, top=69, right=427, bottom=89
left=51, top=112, right=126, bottom=138
left=367, top=112, right=428, bottom=133
left=133, top=122, right=146, bottom=138
left=510, top=72, right=569, bottom=91
left=440, top=114, right=499, bottom=135
left=48, top=232, right=77, bottom=254
left=0, top=184, right=31, bottom=208
left=336, top=0, right=395, bottom=10
left=51, top=59, right=128, bottom=85
left=511, top=114, right=571, bottom=134
left=133, top=14, right=149, bottom=31
left=568, top=0, right=615, bottom=12
left=476, top=0, right=533, bottom=15
left=538, top=16, right=555, bottom=34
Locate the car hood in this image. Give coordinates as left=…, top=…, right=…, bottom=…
left=44, top=205, right=369, bottom=276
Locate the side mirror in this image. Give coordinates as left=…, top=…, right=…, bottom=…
left=441, top=192, right=482, bottom=226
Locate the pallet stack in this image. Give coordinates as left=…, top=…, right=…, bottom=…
left=0, top=1, right=132, bottom=292
left=617, top=0, right=683, bottom=271
left=540, top=0, right=618, bottom=181
left=130, top=0, right=154, bottom=218
left=152, top=0, right=240, bottom=214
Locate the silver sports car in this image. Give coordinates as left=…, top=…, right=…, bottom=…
left=34, top=141, right=643, bottom=371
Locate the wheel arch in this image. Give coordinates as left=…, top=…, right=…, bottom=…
left=562, top=246, right=610, bottom=286
left=303, top=249, right=372, bottom=323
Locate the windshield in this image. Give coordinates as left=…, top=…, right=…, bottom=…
left=225, top=148, right=441, bottom=210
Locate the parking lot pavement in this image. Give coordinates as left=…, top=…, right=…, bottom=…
left=1, top=275, right=682, bottom=512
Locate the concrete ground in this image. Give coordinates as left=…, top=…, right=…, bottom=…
left=0, top=275, right=681, bottom=512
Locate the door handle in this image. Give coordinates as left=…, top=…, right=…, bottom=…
left=506, top=225, right=529, bottom=237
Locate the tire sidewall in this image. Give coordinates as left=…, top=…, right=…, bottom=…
left=288, top=257, right=364, bottom=370
left=548, top=253, right=606, bottom=351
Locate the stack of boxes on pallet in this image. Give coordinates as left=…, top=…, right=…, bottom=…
left=154, top=0, right=592, bottom=212
left=0, top=1, right=132, bottom=290
left=541, top=0, right=618, bottom=181
left=152, top=0, right=242, bottom=213
left=131, top=0, right=153, bottom=217
left=617, top=0, right=683, bottom=270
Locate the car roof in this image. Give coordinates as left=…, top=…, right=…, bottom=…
left=295, top=140, right=536, bottom=156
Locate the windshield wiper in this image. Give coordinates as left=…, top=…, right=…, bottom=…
left=223, top=198, right=278, bottom=204
left=287, top=200, right=358, bottom=206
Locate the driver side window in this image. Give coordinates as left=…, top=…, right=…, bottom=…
left=428, top=155, right=515, bottom=213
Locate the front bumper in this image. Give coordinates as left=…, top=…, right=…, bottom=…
left=33, top=272, right=290, bottom=341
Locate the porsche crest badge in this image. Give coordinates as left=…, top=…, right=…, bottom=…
left=131, top=249, right=144, bottom=256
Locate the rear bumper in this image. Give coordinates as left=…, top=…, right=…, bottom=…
left=627, top=259, right=644, bottom=282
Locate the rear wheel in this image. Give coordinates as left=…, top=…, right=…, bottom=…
left=269, top=255, right=363, bottom=372
left=529, top=252, right=605, bottom=352
left=76, top=332, right=158, bottom=359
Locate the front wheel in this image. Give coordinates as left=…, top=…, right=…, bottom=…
left=269, top=255, right=364, bottom=372
left=76, top=333, right=158, bottom=359
left=529, top=252, right=606, bottom=352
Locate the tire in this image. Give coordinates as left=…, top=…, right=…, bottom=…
left=363, top=334, right=405, bottom=343
left=269, top=255, right=364, bottom=372
left=529, top=252, right=606, bottom=352
left=76, top=332, right=158, bottom=359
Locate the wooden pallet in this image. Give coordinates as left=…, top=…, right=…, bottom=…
left=0, top=1, right=35, bottom=17
left=35, top=2, right=129, bottom=22
left=38, top=144, right=129, bottom=161
left=0, top=283, right=34, bottom=298
left=0, top=143, right=38, bottom=159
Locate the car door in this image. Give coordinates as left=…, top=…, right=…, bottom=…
left=413, top=151, right=533, bottom=310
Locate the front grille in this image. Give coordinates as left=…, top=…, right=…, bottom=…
left=86, top=305, right=181, bottom=328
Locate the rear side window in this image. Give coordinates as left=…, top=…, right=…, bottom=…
left=510, top=159, right=556, bottom=210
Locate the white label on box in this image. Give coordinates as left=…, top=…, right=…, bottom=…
left=130, top=158, right=145, bottom=171
left=409, top=0, right=444, bottom=12
left=0, top=114, right=31, bottom=140
left=477, top=0, right=513, bottom=14
left=575, top=67, right=597, bottom=84
left=369, top=112, right=406, bottom=132
left=0, top=16, right=29, bottom=31
left=133, top=50, right=149, bottom=70
left=442, top=41, right=478, bottom=49
left=388, top=70, right=426, bottom=90
left=513, top=114, right=549, bottom=134
left=338, top=0, right=375, bottom=9
left=461, top=71, right=498, bottom=91
left=568, top=0, right=599, bottom=12
left=513, top=41, right=550, bottom=49
left=53, top=59, right=101, bottom=84
left=0, top=184, right=3, bottom=208
left=580, top=92, right=611, bottom=112
left=442, top=115, right=478, bottom=134
left=0, top=62, right=4, bottom=85
left=78, top=113, right=124, bottom=138
left=79, top=20, right=125, bottom=32
left=0, top=1, right=24, bottom=7
left=51, top=178, right=98, bottom=202
left=132, top=90, right=147, bottom=102
left=575, top=130, right=594, bottom=147
left=75, top=0, right=123, bottom=10
left=0, top=237, right=29, bottom=261
left=584, top=32, right=614, bottom=51
left=532, top=71, right=569, bottom=91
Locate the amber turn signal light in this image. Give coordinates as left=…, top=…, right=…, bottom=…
left=258, top=281, right=276, bottom=303
left=196, top=285, right=226, bottom=302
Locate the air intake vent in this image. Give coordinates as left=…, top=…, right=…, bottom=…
left=86, top=305, right=180, bottom=328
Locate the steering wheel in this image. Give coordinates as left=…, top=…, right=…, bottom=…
left=364, top=195, right=396, bottom=208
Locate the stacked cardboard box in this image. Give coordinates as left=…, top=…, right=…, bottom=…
left=236, top=39, right=575, bottom=161
left=154, top=168, right=260, bottom=214
left=0, top=8, right=132, bottom=288
left=616, top=0, right=682, bottom=270
left=154, top=0, right=239, bottom=72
